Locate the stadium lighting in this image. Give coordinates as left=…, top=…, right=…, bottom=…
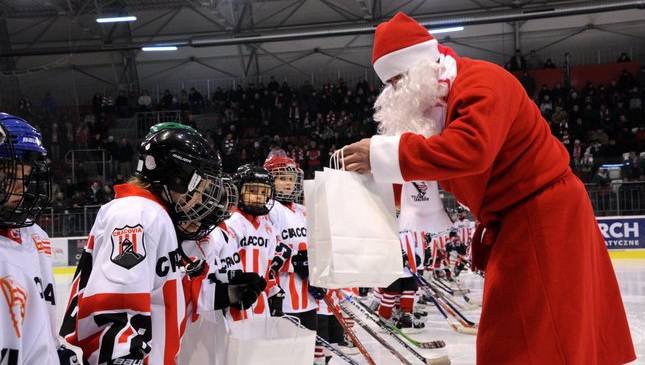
left=428, top=26, right=464, bottom=34
left=96, top=16, right=137, bottom=23
left=141, top=46, right=178, bottom=51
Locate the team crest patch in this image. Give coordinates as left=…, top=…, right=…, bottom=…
left=110, top=225, right=146, bottom=269
left=0, top=276, right=27, bottom=338
left=411, top=182, right=430, bottom=202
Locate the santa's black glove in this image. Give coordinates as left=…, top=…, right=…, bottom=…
left=213, top=270, right=267, bottom=310
left=308, top=285, right=327, bottom=300
left=291, top=250, right=309, bottom=279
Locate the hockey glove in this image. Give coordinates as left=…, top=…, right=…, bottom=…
left=268, top=290, right=285, bottom=317
left=308, top=285, right=327, bottom=300
left=269, top=242, right=293, bottom=277
left=57, top=345, right=80, bottom=365
left=213, top=270, right=267, bottom=310
left=291, top=249, right=309, bottom=279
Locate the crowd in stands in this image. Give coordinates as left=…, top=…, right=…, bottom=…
left=3, top=57, right=645, bottom=213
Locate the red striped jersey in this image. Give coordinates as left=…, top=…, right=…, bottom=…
left=59, top=184, right=220, bottom=365
left=0, top=225, right=59, bottom=365
left=268, top=201, right=316, bottom=314
left=224, top=210, right=279, bottom=320
left=453, top=218, right=476, bottom=245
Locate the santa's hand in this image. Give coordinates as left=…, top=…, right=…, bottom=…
left=341, top=138, right=371, bottom=173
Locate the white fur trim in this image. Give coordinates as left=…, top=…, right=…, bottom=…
left=370, top=135, right=405, bottom=183
left=373, top=39, right=439, bottom=83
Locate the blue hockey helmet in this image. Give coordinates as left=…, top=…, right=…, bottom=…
left=0, top=113, right=52, bottom=228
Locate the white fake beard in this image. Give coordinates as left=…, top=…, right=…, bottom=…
left=374, top=57, right=449, bottom=137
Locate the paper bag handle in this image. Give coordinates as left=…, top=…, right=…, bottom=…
left=329, top=148, right=346, bottom=171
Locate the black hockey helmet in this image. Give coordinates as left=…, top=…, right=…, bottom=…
left=233, top=164, right=274, bottom=216
left=136, top=125, right=237, bottom=240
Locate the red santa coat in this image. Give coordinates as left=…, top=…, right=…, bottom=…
left=370, top=57, right=635, bottom=365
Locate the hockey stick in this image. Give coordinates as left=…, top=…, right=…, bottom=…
left=426, top=293, right=477, bottom=335
left=411, top=273, right=477, bottom=335
left=417, top=274, right=477, bottom=328
left=282, top=316, right=362, bottom=365
left=323, top=296, right=377, bottom=365
left=337, top=301, right=414, bottom=365
left=342, top=294, right=445, bottom=350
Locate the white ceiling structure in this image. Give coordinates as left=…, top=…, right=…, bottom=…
left=1, top=0, right=644, bottom=103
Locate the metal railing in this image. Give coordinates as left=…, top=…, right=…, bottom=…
left=35, top=182, right=645, bottom=237
left=135, top=110, right=182, bottom=137
left=37, top=205, right=101, bottom=238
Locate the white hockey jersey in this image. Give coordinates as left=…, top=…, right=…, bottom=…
left=452, top=218, right=476, bottom=245
left=181, top=224, right=241, bottom=285
left=59, top=184, right=220, bottom=365
left=0, top=225, right=59, bottom=365
left=224, top=210, right=279, bottom=320
left=397, top=181, right=453, bottom=267
left=268, top=201, right=316, bottom=314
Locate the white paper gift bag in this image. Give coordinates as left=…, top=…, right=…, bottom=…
left=305, top=151, right=403, bottom=288
left=224, top=317, right=316, bottom=365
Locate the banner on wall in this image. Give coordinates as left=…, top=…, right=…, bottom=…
left=50, top=236, right=87, bottom=267
left=597, top=216, right=645, bottom=250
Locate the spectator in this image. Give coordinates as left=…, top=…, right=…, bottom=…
left=117, top=137, right=134, bottom=177
left=41, top=92, right=57, bottom=116
left=519, top=71, right=536, bottom=98
left=138, top=90, right=153, bottom=111
left=188, top=87, right=204, bottom=113
left=543, top=58, right=556, bottom=68
left=506, top=49, right=527, bottom=71
left=161, top=89, right=175, bottom=110
left=526, top=50, right=542, bottom=70
left=617, top=52, right=631, bottom=63
left=115, top=90, right=129, bottom=117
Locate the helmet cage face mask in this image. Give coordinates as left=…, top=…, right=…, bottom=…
left=269, top=166, right=303, bottom=203
left=163, top=152, right=237, bottom=240
left=239, top=182, right=274, bottom=216
left=0, top=126, right=52, bottom=228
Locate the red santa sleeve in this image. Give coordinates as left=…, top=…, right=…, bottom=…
left=370, top=76, right=517, bottom=182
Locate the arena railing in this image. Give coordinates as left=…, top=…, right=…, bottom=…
left=35, top=182, right=645, bottom=237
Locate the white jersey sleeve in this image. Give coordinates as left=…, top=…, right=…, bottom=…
left=0, top=226, right=59, bottom=365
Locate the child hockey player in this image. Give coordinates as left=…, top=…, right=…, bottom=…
left=59, top=125, right=266, bottom=364
left=0, top=114, right=78, bottom=364
left=225, top=164, right=290, bottom=320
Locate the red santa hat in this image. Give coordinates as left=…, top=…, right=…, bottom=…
left=372, top=12, right=440, bottom=83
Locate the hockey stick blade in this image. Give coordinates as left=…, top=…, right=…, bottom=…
left=426, top=355, right=452, bottom=365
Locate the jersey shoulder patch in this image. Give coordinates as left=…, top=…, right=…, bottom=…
left=110, top=224, right=146, bottom=269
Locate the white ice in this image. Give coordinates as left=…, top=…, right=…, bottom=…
left=53, top=259, right=645, bottom=365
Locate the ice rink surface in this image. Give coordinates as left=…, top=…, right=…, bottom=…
left=54, top=259, right=645, bottom=365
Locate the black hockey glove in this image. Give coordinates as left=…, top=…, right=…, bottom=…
left=415, top=254, right=422, bottom=268
left=213, top=270, right=267, bottom=310
left=268, top=290, right=285, bottom=317
left=402, top=251, right=410, bottom=269
left=291, top=249, right=309, bottom=279
left=57, top=345, right=80, bottom=365
left=269, top=242, right=293, bottom=277
left=423, top=246, right=433, bottom=268
left=308, top=285, right=327, bottom=300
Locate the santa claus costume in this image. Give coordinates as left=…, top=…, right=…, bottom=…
left=351, top=12, right=635, bottom=365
